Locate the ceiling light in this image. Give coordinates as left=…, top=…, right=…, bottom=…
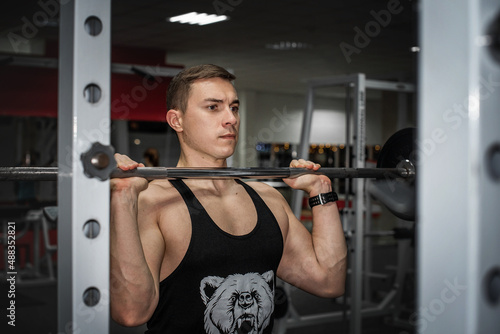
left=168, top=12, right=229, bottom=26
left=265, top=41, right=311, bottom=50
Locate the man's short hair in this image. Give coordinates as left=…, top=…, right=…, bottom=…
left=167, top=64, right=236, bottom=112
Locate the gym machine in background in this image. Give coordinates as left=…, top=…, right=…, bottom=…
left=285, top=74, right=415, bottom=334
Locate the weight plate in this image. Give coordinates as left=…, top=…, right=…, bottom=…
left=377, top=127, right=416, bottom=171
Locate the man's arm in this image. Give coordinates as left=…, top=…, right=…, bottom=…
left=277, top=159, right=347, bottom=298
left=110, top=154, right=164, bottom=326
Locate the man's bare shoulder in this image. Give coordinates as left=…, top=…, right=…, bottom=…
left=136, top=179, right=191, bottom=239
left=138, top=179, right=182, bottom=210
left=244, top=181, right=289, bottom=207
left=245, top=180, right=278, bottom=192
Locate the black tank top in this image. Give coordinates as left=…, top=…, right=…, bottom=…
left=146, top=179, right=284, bottom=334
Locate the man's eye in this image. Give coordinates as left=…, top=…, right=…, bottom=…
left=208, top=105, right=217, bottom=111
left=231, top=106, right=239, bottom=112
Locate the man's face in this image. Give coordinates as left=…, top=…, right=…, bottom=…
left=179, top=77, right=240, bottom=161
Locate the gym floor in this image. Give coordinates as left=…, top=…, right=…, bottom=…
left=0, top=244, right=415, bottom=334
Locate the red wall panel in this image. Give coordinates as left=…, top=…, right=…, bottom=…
left=0, top=47, right=181, bottom=122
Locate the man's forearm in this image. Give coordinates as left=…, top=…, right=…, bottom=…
left=310, top=196, right=347, bottom=294
left=110, top=189, right=157, bottom=325
left=311, top=202, right=346, bottom=266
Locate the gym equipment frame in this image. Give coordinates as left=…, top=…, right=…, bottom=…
left=284, top=74, right=415, bottom=334
left=58, top=1, right=111, bottom=332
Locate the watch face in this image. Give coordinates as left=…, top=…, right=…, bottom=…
left=321, top=193, right=330, bottom=203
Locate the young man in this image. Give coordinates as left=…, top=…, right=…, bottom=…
left=110, top=64, right=347, bottom=334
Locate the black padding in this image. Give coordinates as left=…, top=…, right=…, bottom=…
left=368, top=179, right=415, bottom=221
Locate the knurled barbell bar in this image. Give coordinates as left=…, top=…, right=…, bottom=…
left=0, top=128, right=417, bottom=182
left=0, top=165, right=414, bottom=182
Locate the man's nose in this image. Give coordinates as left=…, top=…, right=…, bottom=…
left=223, top=106, right=238, bottom=125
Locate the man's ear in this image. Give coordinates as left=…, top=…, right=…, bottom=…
left=166, top=109, right=183, bottom=133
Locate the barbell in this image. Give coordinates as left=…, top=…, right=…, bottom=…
left=0, top=165, right=414, bottom=181
left=0, top=128, right=417, bottom=219
left=0, top=128, right=417, bottom=182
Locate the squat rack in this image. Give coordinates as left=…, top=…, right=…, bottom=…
left=54, top=0, right=500, bottom=333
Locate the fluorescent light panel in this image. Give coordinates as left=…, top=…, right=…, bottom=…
left=168, top=12, right=228, bottom=25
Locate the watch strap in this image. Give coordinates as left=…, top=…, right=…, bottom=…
left=308, top=191, right=338, bottom=208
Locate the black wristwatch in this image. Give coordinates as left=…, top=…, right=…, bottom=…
left=308, top=191, right=338, bottom=208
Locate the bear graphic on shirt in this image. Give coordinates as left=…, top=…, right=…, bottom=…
left=200, top=270, right=275, bottom=334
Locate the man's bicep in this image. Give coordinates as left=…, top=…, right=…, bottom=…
left=277, top=207, right=319, bottom=288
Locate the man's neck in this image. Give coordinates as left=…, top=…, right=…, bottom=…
left=176, top=151, right=228, bottom=168
left=176, top=153, right=236, bottom=191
